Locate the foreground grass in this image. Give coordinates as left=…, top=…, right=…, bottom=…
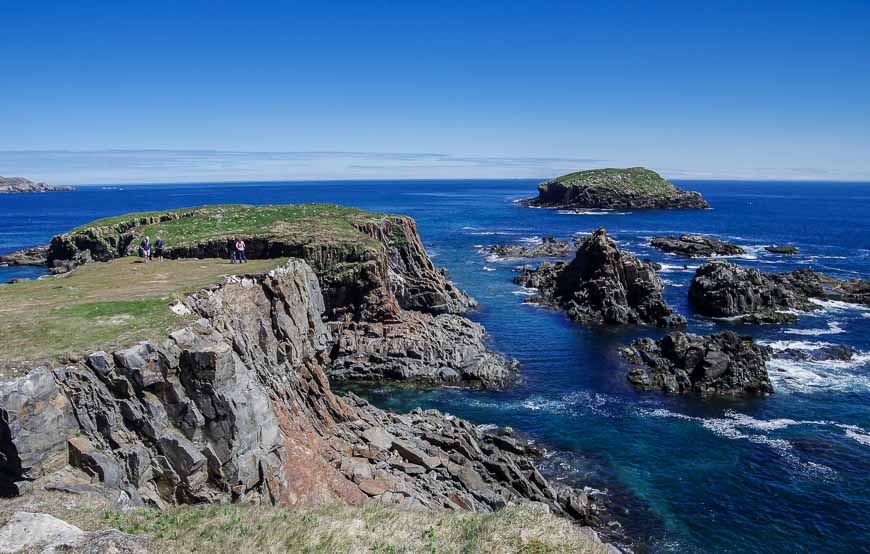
left=550, top=167, right=679, bottom=195
left=79, top=503, right=605, bottom=553
left=0, top=257, right=282, bottom=365
left=71, top=203, right=388, bottom=250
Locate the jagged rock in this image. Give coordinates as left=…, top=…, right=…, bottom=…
left=765, top=245, right=799, bottom=255
left=0, top=177, right=75, bottom=194
left=0, top=245, right=49, bottom=266
left=775, top=345, right=857, bottom=362
left=0, top=368, right=77, bottom=494
left=1, top=259, right=602, bottom=528
left=329, top=311, right=519, bottom=388
left=621, top=331, right=773, bottom=396
left=481, top=236, right=577, bottom=258
left=0, top=512, right=147, bottom=553
left=515, top=228, right=685, bottom=327
left=821, top=275, right=870, bottom=306
left=650, top=235, right=744, bottom=257
left=688, top=262, right=822, bottom=323
left=521, top=167, right=709, bottom=210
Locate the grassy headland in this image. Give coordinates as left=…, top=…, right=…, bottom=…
left=0, top=257, right=282, bottom=365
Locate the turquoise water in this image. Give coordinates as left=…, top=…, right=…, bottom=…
left=2, top=180, right=869, bottom=552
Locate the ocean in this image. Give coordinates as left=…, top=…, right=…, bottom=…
left=2, top=179, right=869, bottom=553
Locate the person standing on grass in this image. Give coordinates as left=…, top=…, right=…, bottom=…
left=235, top=238, right=247, bottom=263
left=228, top=236, right=237, bottom=263
left=154, top=236, right=164, bottom=261
left=139, top=236, right=151, bottom=262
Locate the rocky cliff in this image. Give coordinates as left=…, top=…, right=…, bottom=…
left=0, top=260, right=600, bottom=530
left=44, top=205, right=515, bottom=387
left=515, top=228, right=685, bottom=327
left=620, top=331, right=773, bottom=397
left=522, top=167, right=709, bottom=210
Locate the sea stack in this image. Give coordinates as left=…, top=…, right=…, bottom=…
left=522, top=167, right=709, bottom=210
left=515, top=227, right=685, bottom=327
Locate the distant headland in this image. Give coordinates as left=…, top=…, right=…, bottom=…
left=0, top=176, right=75, bottom=194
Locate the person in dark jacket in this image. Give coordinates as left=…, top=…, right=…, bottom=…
left=138, top=236, right=151, bottom=262
left=153, top=236, right=164, bottom=261
left=228, top=237, right=238, bottom=263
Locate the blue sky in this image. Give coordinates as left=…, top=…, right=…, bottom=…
left=1, top=1, right=868, bottom=184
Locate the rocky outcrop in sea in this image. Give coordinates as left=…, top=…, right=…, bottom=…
left=0, top=177, right=74, bottom=194
left=621, top=331, right=773, bottom=397
left=481, top=236, right=577, bottom=258
left=0, top=245, right=48, bottom=267
left=514, top=228, right=685, bottom=327
left=649, top=235, right=744, bottom=257
left=688, top=261, right=824, bottom=323
left=0, top=259, right=601, bottom=529
left=522, top=167, right=709, bottom=210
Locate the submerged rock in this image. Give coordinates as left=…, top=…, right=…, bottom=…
left=515, top=228, right=685, bottom=327
left=774, top=345, right=857, bottom=362
left=765, top=245, right=799, bottom=255
left=650, top=235, right=744, bottom=257
left=621, top=331, right=773, bottom=397
left=522, top=167, right=709, bottom=210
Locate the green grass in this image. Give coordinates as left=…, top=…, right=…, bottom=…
left=88, top=503, right=608, bottom=554
left=548, top=167, right=679, bottom=195
left=0, top=257, right=283, bottom=365
left=70, top=203, right=390, bottom=250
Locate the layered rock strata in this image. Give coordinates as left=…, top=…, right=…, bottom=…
left=0, top=260, right=597, bottom=528
left=515, top=228, right=685, bottom=327
left=621, top=331, right=773, bottom=397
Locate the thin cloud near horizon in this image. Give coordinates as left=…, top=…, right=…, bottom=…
left=1, top=150, right=868, bottom=186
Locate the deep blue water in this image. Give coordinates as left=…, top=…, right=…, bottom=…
left=2, top=180, right=869, bottom=553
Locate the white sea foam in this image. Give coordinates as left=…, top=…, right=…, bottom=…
left=512, top=287, right=538, bottom=296
left=556, top=209, right=629, bottom=216
left=486, top=253, right=522, bottom=263
left=767, top=352, right=870, bottom=394
left=481, top=266, right=496, bottom=272
left=658, top=263, right=701, bottom=273
left=639, top=408, right=839, bottom=478
left=759, top=339, right=835, bottom=351
left=784, top=321, right=846, bottom=336
left=519, top=236, right=543, bottom=245
left=809, top=298, right=870, bottom=312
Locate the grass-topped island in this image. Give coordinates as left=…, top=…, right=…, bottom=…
left=522, top=167, right=709, bottom=210
left=0, top=203, right=617, bottom=553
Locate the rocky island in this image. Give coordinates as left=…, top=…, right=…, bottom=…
left=0, top=176, right=75, bottom=194
left=0, top=204, right=620, bottom=552
left=650, top=235, right=745, bottom=257
left=521, top=167, right=709, bottom=210
left=515, top=228, right=685, bottom=327
left=620, top=331, right=773, bottom=397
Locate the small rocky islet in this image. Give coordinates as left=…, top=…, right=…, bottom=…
left=521, top=167, right=709, bottom=210
left=0, top=204, right=622, bottom=550
left=649, top=234, right=745, bottom=257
